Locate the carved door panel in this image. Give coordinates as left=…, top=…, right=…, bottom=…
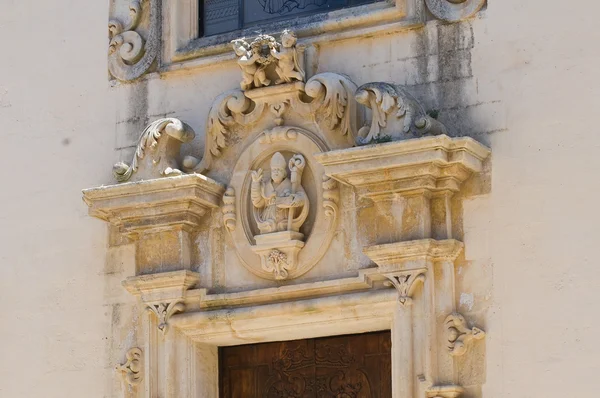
left=219, top=331, right=391, bottom=398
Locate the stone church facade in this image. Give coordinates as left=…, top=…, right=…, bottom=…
left=1, top=0, right=598, bottom=397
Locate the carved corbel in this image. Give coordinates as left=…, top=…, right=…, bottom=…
left=383, top=270, right=426, bottom=306
left=113, top=118, right=195, bottom=183
left=147, top=301, right=185, bottom=335
left=444, top=313, right=486, bottom=356
left=116, top=347, right=143, bottom=387
left=425, top=0, right=486, bottom=22
left=108, top=0, right=160, bottom=82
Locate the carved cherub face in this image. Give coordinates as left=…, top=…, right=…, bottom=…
left=280, top=31, right=297, bottom=48
left=271, top=167, right=287, bottom=184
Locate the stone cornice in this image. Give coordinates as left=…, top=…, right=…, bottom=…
left=122, top=270, right=200, bottom=302
left=82, top=174, right=224, bottom=235
left=315, top=135, right=490, bottom=201
left=364, top=239, right=464, bottom=272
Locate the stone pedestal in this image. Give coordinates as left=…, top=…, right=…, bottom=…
left=251, top=231, right=305, bottom=280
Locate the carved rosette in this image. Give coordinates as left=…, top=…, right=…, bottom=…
left=116, top=347, right=143, bottom=387
left=147, top=301, right=185, bottom=334
left=425, top=0, right=486, bottom=22
left=108, top=0, right=160, bottom=81
left=444, top=313, right=486, bottom=356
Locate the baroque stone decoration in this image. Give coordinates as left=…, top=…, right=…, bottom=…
left=83, top=31, right=494, bottom=396
left=113, top=118, right=195, bottom=182
left=250, top=152, right=309, bottom=279
left=108, top=0, right=160, bottom=82
left=183, top=72, right=358, bottom=175
left=115, top=347, right=143, bottom=387
left=147, top=300, right=185, bottom=335
left=355, top=82, right=447, bottom=144
left=383, top=271, right=426, bottom=307
left=231, top=30, right=305, bottom=91
left=222, top=187, right=236, bottom=231
left=444, top=312, right=486, bottom=356
left=425, top=0, right=486, bottom=22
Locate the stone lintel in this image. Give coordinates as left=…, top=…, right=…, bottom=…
left=314, top=135, right=490, bottom=201
left=171, top=289, right=397, bottom=345
left=364, top=239, right=464, bottom=273
left=82, top=174, right=225, bottom=235
left=122, top=270, right=200, bottom=303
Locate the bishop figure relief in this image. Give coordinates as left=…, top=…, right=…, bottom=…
left=251, top=152, right=309, bottom=234
left=249, top=152, right=310, bottom=280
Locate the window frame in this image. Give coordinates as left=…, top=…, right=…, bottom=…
left=164, top=0, right=418, bottom=70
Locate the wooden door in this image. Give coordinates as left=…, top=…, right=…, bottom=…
left=219, top=331, right=392, bottom=398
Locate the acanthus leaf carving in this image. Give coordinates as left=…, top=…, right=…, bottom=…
left=115, top=347, right=143, bottom=387
left=147, top=300, right=185, bottom=334
left=108, top=0, right=160, bottom=82
left=383, top=270, right=426, bottom=306
left=183, top=89, right=251, bottom=174
left=222, top=187, right=236, bottom=232
left=355, top=82, right=447, bottom=145
left=444, top=312, right=486, bottom=356
left=113, top=118, right=195, bottom=182
left=305, top=72, right=358, bottom=144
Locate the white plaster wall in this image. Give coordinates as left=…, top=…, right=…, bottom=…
left=1, top=0, right=600, bottom=397
left=0, top=1, right=117, bottom=397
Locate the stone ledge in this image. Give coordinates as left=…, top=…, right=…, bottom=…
left=123, top=270, right=200, bottom=303
left=315, top=135, right=490, bottom=201
left=82, top=174, right=225, bottom=235
left=364, top=239, right=464, bottom=273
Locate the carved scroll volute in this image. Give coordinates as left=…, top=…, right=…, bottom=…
left=113, top=118, right=195, bottom=183
left=305, top=72, right=359, bottom=145
left=108, top=0, right=160, bottom=82
left=116, top=348, right=143, bottom=387
left=222, top=187, right=236, bottom=231
left=425, top=0, right=486, bottom=22
left=355, top=82, right=447, bottom=145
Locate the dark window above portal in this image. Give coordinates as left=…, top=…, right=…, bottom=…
left=201, top=0, right=378, bottom=37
